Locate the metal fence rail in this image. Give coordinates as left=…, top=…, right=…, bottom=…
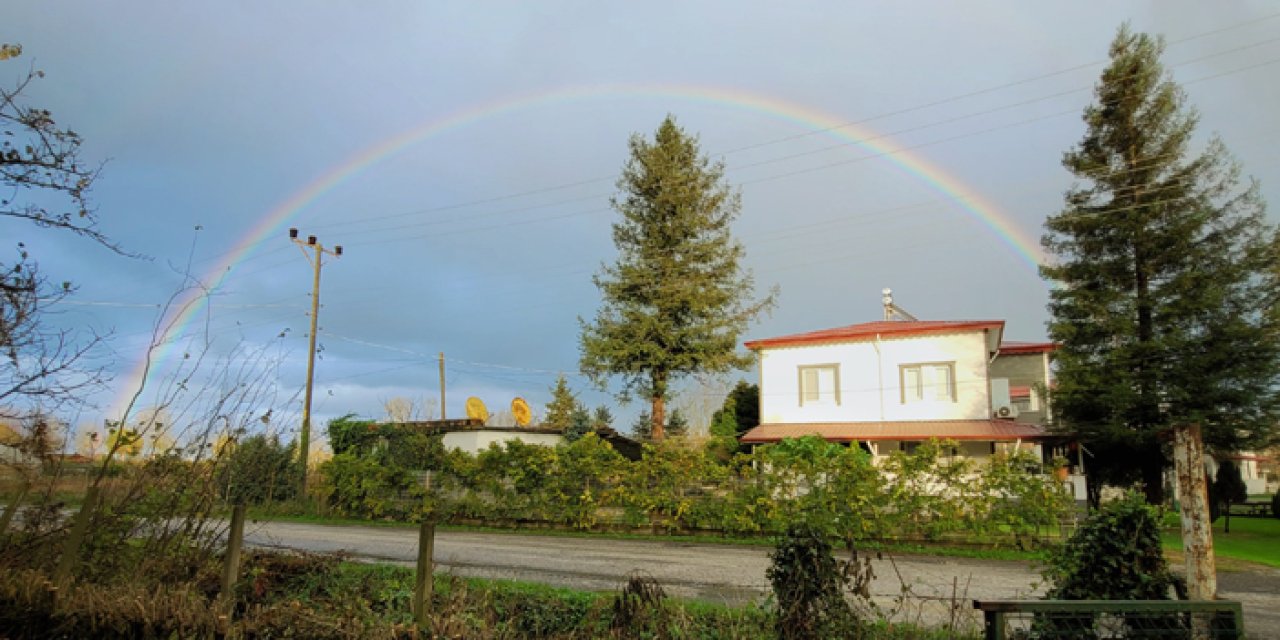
left=973, top=599, right=1245, bottom=639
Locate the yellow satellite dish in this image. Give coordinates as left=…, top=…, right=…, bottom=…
left=465, top=396, right=489, bottom=423
left=511, top=397, right=532, bottom=427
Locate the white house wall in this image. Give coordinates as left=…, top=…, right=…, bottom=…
left=759, top=331, right=993, bottom=424
left=441, top=430, right=563, bottom=454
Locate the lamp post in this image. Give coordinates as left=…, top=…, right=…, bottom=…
left=288, top=227, right=342, bottom=495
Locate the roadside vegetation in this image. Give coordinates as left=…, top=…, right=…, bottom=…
left=317, top=418, right=1074, bottom=549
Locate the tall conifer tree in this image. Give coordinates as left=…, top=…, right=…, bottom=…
left=543, top=374, right=580, bottom=431
left=1042, top=26, right=1280, bottom=505
left=580, top=116, right=775, bottom=440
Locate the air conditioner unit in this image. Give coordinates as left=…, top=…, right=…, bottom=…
left=995, top=405, right=1019, bottom=419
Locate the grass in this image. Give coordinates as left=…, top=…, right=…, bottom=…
left=1162, top=513, right=1280, bottom=568
left=0, top=551, right=979, bottom=639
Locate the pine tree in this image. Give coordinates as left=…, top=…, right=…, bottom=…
left=543, top=374, right=580, bottom=431
left=1214, top=460, right=1248, bottom=534
left=709, top=381, right=759, bottom=440
left=580, top=116, right=775, bottom=441
left=632, top=410, right=653, bottom=442
left=1042, top=25, right=1280, bottom=505
left=709, top=381, right=758, bottom=460
left=563, top=405, right=593, bottom=443
left=591, top=406, right=613, bottom=431
left=666, top=408, right=689, bottom=438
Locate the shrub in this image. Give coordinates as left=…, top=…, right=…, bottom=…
left=767, top=523, right=859, bottom=640
left=218, top=434, right=297, bottom=505
left=1043, top=492, right=1182, bottom=600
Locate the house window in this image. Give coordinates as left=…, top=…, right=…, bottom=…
left=798, top=364, right=840, bottom=406
left=900, top=362, right=955, bottom=403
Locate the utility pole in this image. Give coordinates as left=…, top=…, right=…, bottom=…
left=438, top=352, right=446, bottom=420
left=289, top=227, right=342, bottom=495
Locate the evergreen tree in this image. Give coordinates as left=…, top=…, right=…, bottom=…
left=591, top=405, right=614, bottom=431
left=710, top=381, right=759, bottom=439
left=563, top=405, right=593, bottom=443
left=632, top=410, right=653, bottom=441
left=709, top=381, right=758, bottom=461
left=543, top=374, right=580, bottom=431
left=580, top=116, right=775, bottom=441
left=1214, top=460, right=1248, bottom=534
left=666, top=408, right=689, bottom=438
left=1042, top=26, right=1280, bottom=505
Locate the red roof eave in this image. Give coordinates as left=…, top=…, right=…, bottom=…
left=740, top=420, right=1047, bottom=444
left=999, top=341, right=1057, bottom=355
left=745, top=320, right=1005, bottom=350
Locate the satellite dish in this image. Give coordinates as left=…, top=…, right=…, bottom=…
left=465, top=396, right=489, bottom=423
left=511, top=397, right=532, bottom=427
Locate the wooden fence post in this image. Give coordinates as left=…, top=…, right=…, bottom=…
left=414, top=520, right=436, bottom=629
left=220, top=504, right=247, bottom=603
left=53, top=485, right=99, bottom=583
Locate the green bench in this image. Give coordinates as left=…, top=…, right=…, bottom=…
left=973, top=599, right=1244, bottom=639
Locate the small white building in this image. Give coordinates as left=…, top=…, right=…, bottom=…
left=441, top=426, right=564, bottom=455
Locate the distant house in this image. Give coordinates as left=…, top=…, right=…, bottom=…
left=739, top=291, right=1084, bottom=497
left=0, top=422, right=35, bottom=465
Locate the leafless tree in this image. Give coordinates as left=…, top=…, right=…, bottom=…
left=1, top=44, right=129, bottom=419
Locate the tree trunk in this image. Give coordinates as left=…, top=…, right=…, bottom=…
left=651, top=395, right=666, bottom=441
left=1141, top=456, right=1165, bottom=505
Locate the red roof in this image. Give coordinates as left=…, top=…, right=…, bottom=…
left=740, top=420, right=1047, bottom=444
left=745, top=320, right=1004, bottom=350
left=999, top=341, right=1056, bottom=355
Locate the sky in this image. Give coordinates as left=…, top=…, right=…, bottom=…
left=5, top=2, right=1280, bottom=443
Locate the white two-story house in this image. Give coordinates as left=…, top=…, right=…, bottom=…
left=740, top=295, right=1060, bottom=469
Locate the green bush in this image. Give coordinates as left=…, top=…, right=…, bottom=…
left=1043, top=492, right=1182, bottom=600
left=767, top=523, right=859, bottom=640
left=218, top=434, right=297, bottom=505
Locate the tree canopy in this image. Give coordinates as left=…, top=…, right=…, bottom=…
left=1041, top=25, right=1280, bottom=504
left=580, top=116, right=775, bottom=440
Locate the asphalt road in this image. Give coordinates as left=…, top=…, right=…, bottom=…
left=244, top=520, right=1280, bottom=636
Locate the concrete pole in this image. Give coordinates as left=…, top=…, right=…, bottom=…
left=438, top=352, right=446, bottom=420
left=1172, top=423, right=1216, bottom=600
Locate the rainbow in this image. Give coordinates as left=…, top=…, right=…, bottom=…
left=108, top=83, right=1046, bottom=418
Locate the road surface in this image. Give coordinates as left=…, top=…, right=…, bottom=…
left=244, top=520, right=1279, bottom=636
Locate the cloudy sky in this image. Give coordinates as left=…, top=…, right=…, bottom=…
left=6, top=2, right=1280, bottom=439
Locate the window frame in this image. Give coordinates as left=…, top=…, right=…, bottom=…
left=899, top=361, right=957, bottom=404
left=797, top=363, right=841, bottom=407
